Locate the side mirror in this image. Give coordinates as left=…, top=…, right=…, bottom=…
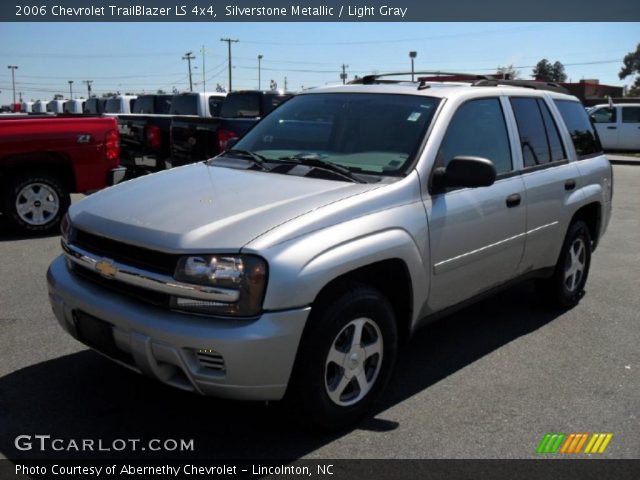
left=432, top=156, right=496, bottom=190
left=224, top=137, right=239, bottom=151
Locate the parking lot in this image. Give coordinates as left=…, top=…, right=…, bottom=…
left=0, top=164, right=638, bottom=461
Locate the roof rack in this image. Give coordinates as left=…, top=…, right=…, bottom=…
left=350, top=71, right=492, bottom=86
left=471, top=79, right=569, bottom=94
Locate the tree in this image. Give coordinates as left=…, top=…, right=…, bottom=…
left=532, top=59, right=566, bottom=82
left=156, top=89, right=166, bottom=94
left=496, top=64, right=520, bottom=80
left=619, top=43, right=640, bottom=96
left=551, top=61, right=567, bottom=82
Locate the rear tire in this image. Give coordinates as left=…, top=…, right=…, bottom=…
left=285, top=284, right=398, bottom=431
left=3, top=173, right=70, bottom=234
left=537, top=220, right=592, bottom=307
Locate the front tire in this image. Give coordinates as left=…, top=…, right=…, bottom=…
left=4, top=173, right=70, bottom=234
left=286, top=284, right=398, bottom=430
left=538, top=220, right=592, bottom=307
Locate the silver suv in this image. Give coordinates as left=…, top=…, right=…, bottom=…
left=47, top=75, right=613, bottom=429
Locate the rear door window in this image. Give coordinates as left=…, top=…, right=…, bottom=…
left=553, top=100, right=602, bottom=159
left=537, top=98, right=566, bottom=162
left=622, top=106, right=640, bottom=123
left=510, top=97, right=552, bottom=167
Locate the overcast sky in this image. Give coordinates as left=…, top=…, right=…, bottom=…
left=0, top=22, right=638, bottom=103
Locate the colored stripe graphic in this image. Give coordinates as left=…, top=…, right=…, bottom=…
left=537, top=433, right=565, bottom=454
left=539, top=433, right=613, bottom=454
left=584, top=433, right=614, bottom=454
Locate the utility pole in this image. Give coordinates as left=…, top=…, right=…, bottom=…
left=284, top=76, right=288, bottom=92
left=201, top=45, right=206, bottom=93
left=82, top=80, right=93, bottom=97
left=182, top=51, right=195, bottom=92
left=68, top=80, right=74, bottom=99
left=340, top=64, right=348, bottom=85
left=7, top=65, right=18, bottom=105
left=409, top=51, right=417, bottom=82
left=258, top=54, right=263, bottom=90
left=220, top=38, right=238, bottom=92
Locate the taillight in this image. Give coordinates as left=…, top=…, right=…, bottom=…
left=217, top=129, right=236, bottom=152
left=105, top=129, right=120, bottom=162
left=146, top=125, right=161, bottom=149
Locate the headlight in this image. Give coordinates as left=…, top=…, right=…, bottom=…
left=173, top=255, right=267, bottom=317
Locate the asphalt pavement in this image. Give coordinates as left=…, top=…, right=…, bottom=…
left=0, top=168, right=638, bottom=461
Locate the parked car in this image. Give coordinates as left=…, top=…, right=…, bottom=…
left=170, top=90, right=290, bottom=166
left=117, top=94, right=174, bottom=175
left=32, top=100, right=48, bottom=113
left=104, top=95, right=138, bottom=115
left=589, top=103, right=640, bottom=151
left=21, top=101, right=34, bottom=113
left=63, top=99, right=86, bottom=114
left=0, top=115, right=125, bottom=233
left=47, top=78, right=612, bottom=429
left=84, top=97, right=107, bottom=114
left=46, top=100, right=65, bottom=114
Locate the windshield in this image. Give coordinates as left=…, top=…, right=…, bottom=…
left=232, top=93, right=440, bottom=175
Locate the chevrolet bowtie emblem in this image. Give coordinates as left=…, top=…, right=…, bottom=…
left=95, top=259, right=118, bottom=279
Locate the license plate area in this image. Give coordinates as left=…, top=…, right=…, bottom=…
left=73, top=311, right=133, bottom=365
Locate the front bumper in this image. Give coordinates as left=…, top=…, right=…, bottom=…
left=46, top=255, right=309, bottom=401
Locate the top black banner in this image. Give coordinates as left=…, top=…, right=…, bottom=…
left=2, top=0, right=640, bottom=22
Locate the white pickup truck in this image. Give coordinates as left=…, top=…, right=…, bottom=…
left=589, top=103, right=640, bottom=151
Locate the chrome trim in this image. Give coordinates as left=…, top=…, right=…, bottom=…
left=433, top=221, right=559, bottom=275
left=62, top=242, right=240, bottom=303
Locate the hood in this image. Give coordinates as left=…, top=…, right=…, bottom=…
left=70, top=163, right=381, bottom=252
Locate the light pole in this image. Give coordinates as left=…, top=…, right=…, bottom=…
left=409, top=51, right=417, bottom=82
left=68, top=80, right=74, bottom=99
left=7, top=65, right=18, bottom=105
left=258, top=54, right=263, bottom=90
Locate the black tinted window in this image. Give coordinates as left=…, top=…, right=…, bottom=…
left=591, top=107, right=616, bottom=123
left=155, top=95, right=172, bottom=114
left=221, top=93, right=260, bottom=118
left=622, top=106, right=640, bottom=123
left=208, top=97, right=224, bottom=117
left=262, top=94, right=291, bottom=115
left=554, top=100, right=602, bottom=159
left=538, top=99, right=566, bottom=162
left=105, top=98, right=121, bottom=113
left=129, top=99, right=136, bottom=112
left=170, top=94, right=198, bottom=115
left=510, top=97, right=552, bottom=167
left=133, top=96, right=154, bottom=114
left=438, top=98, right=512, bottom=174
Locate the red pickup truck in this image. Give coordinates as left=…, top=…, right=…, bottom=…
left=0, top=115, right=125, bottom=234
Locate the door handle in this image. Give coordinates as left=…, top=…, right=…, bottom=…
left=565, top=179, right=576, bottom=191
left=606, top=126, right=617, bottom=130
left=506, top=193, right=521, bottom=208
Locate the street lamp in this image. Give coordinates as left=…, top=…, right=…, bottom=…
left=7, top=65, right=18, bottom=105
left=258, top=54, right=263, bottom=90
left=409, top=51, right=417, bottom=82
left=68, top=80, right=74, bottom=99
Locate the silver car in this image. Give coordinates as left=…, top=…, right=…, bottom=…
left=47, top=77, right=612, bottom=429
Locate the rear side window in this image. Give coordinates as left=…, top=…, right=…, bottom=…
left=208, top=97, right=224, bottom=117
left=554, top=100, right=602, bottom=159
left=622, top=106, right=640, bottom=123
left=438, top=98, right=512, bottom=174
left=591, top=107, right=616, bottom=123
left=221, top=93, right=260, bottom=118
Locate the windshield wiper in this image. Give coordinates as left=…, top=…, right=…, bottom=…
left=216, top=149, right=269, bottom=170
left=277, top=153, right=364, bottom=183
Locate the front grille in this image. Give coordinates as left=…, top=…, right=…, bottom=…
left=195, top=350, right=226, bottom=372
left=72, top=264, right=171, bottom=309
left=73, top=229, right=177, bottom=275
